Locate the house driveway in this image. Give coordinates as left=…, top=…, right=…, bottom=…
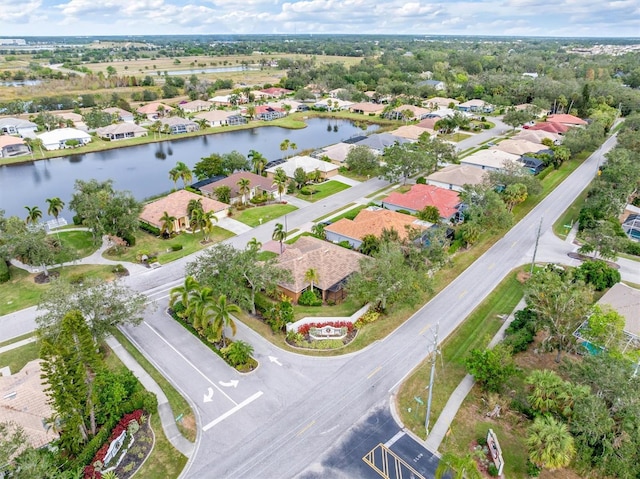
left=216, top=217, right=254, bottom=235
left=332, top=174, right=361, bottom=186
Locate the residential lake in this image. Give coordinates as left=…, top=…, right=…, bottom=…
left=0, top=118, right=378, bottom=218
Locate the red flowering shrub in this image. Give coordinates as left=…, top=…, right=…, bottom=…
left=83, top=409, right=145, bottom=479
left=297, top=321, right=353, bottom=336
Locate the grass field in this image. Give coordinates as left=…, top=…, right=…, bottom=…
left=0, top=264, right=117, bottom=316
left=103, top=226, right=234, bottom=264
left=56, top=230, right=98, bottom=258
left=295, top=180, right=350, bottom=202
left=233, top=204, right=298, bottom=227
left=0, top=339, right=40, bottom=374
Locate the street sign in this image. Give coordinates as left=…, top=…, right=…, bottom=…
left=414, top=396, right=424, bottom=405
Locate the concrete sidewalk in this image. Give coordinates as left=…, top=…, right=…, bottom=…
left=105, top=336, right=195, bottom=458
left=423, top=298, right=526, bottom=453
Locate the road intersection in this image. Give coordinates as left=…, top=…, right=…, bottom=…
left=1, top=123, right=630, bottom=478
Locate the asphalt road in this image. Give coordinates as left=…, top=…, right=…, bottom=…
left=0, top=125, right=623, bottom=478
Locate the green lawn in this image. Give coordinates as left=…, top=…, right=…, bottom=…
left=326, top=204, right=368, bottom=223
left=56, top=230, right=98, bottom=258
left=295, top=181, right=351, bottom=202
left=135, top=414, right=188, bottom=479
left=0, top=333, right=34, bottom=349
left=553, top=188, right=590, bottom=239
left=396, top=271, right=524, bottom=440
left=292, top=296, right=361, bottom=321
left=103, top=226, right=234, bottom=264
left=313, top=202, right=356, bottom=222
left=0, top=339, right=40, bottom=374
left=234, top=204, right=298, bottom=227
left=0, top=265, right=117, bottom=316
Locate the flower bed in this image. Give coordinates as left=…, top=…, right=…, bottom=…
left=83, top=410, right=153, bottom=479
left=286, top=321, right=357, bottom=350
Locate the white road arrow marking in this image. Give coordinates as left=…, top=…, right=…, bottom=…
left=203, top=387, right=214, bottom=403
left=269, top=356, right=282, bottom=366
left=219, top=380, right=239, bottom=388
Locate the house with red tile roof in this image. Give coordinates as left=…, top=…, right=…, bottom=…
left=381, top=184, right=462, bottom=221
left=325, top=207, right=433, bottom=249
left=199, top=172, right=278, bottom=204
left=139, top=190, right=228, bottom=232
left=0, top=135, right=30, bottom=158
left=136, top=102, right=173, bottom=120
left=348, top=102, right=386, bottom=115
left=252, top=105, right=286, bottom=121
left=546, top=113, right=588, bottom=126
left=275, top=236, right=366, bottom=303
left=527, top=122, right=570, bottom=134
left=260, top=87, right=293, bottom=98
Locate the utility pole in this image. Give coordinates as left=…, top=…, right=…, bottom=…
left=530, top=217, right=543, bottom=275
left=425, top=323, right=439, bottom=436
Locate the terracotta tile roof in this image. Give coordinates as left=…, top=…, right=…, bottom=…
left=0, top=360, right=57, bottom=449
left=424, top=97, right=459, bottom=108
left=546, top=113, right=587, bottom=125
left=180, top=99, right=213, bottom=111
left=416, top=118, right=438, bottom=130
left=382, top=184, right=461, bottom=218
left=460, top=149, right=521, bottom=170
left=139, top=190, right=228, bottom=228
left=392, top=104, right=431, bottom=118
left=195, top=110, right=241, bottom=122
left=528, top=122, right=570, bottom=134
left=276, top=236, right=366, bottom=293
left=391, top=125, right=434, bottom=140
left=103, top=107, right=133, bottom=118
left=491, top=139, right=549, bottom=156
left=96, top=123, right=147, bottom=136
left=260, top=87, right=292, bottom=96
left=326, top=208, right=432, bottom=242
left=513, top=130, right=560, bottom=143
left=0, top=135, right=25, bottom=147
left=348, top=102, right=385, bottom=114
left=199, top=172, right=277, bottom=197
left=265, top=155, right=340, bottom=177
left=136, top=102, right=173, bottom=114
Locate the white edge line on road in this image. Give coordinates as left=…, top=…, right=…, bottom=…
left=384, top=430, right=405, bottom=448
left=202, top=391, right=263, bottom=432
left=143, top=321, right=238, bottom=407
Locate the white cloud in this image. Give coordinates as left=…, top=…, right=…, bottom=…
left=0, top=0, right=42, bottom=23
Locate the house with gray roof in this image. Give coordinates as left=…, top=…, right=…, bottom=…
left=96, top=123, right=148, bottom=141
left=354, top=133, right=411, bottom=154
left=0, top=117, right=38, bottom=138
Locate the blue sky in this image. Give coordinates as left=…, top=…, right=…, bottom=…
left=2, top=0, right=639, bottom=37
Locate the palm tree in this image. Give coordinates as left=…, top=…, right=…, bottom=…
left=210, top=294, right=241, bottom=347
left=304, top=268, right=319, bottom=293
left=311, top=223, right=325, bottom=239
left=237, top=177, right=252, bottom=205
left=279, top=139, right=290, bottom=158
left=435, top=451, right=482, bottom=479
left=187, top=198, right=204, bottom=218
left=187, top=285, right=217, bottom=332
left=223, top=340, right=254, bottom=367
left=159, top=211, right=177, bottom=237
left=24, top=205, right=42, bottom=225
left=169, top=276, right=200, bottom=321
left=201, top=210, right=218, bottom=242
left=247, top=237, right=262, bottom=251
left=272, top=167, right=288, bottom=202
left=168, top=167, right=181, bottom=190
left=289, top=142, right=297, bottom=155
left=272, top=222, right=286, bottom=253
left=191, top=208, right=218, bottom=241
left=175, top=161, right=193, bottom=189
left=248, top=150, right=267, bottom=175
left=45, top=197, right=65, bottom=222
left=527, top=415, right=575, bottom=470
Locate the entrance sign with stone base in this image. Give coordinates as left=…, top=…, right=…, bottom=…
left=309, top=325, right=347, bottom=340
left=486, top=428, right=504, bottom=476
left=104, top=430, right=127, bottom=467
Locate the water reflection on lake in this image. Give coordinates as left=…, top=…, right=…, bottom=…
left=0, top=118, right=377, bottom=218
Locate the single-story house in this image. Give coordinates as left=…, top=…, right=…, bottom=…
left=0, top=135, right=30, bottom=158
left=275, top=236, right=366, bottom=303
left=136, top=102, right=173, bottom=120
left=418, top=79, right=446, bottom=91
left=526, top=122, right=569, bottom=134
left=391, top=125, right=434, bottom=141
left=260, top=87, right=293, bottom=98
left=199, top=172, right=278, bottom=204
left=513, top=130, right=561, bottom=144
left=348, top=102, right=386, bottom=115
left=354, top=133, right=411, bottom=154
left=38, top=128, right=92, bottom=150
left=546, top=114, right=588, bottom=126
left=253, top=105, right=286, bottom=121
left=267, top=99, right=304, bottom=112
left=385, top=104, right=431, bottom=121
left=0, top=360, right=58, bottom=450
left=425, top=164, right=487, bottom=192
left=460, top=149, right=521, bottom=171
left=596, top=283, right=640, bottom=338
left=325, top=207, right=433, bottom=249
left=314, top=98, right=353, bottom=111
left=0, top=117, right=38, bottom=137
left=423, top=97, right=459, bottom=110
left=209, top=95, right=233, bottom=107
left=180, top=99, right=213, bottom=114
left=425, top=108, right=461, bottom=119
left=159, top=117, right=199, bottom=134
left=381, top=184, right=462, bottom=221
left=194, top=109, right=244, bottom=127
left=416, top=117, right=439, bottom=130
left=96, top=123, right=148, bottom=141
left=316, top=142, right=358, bottom=164
left=103, top=107, right=135, bottom=123
left=227, top=115, right=248, bottom=126
left=265, top=155, right=340, bottom=180
left=54, top=112, right=87, bottom=130
left=490, top=139, right=549, bottom=156
left=139, top=190, right=229, bottom=232
left=329, top=88, right=349, bottom=98
left=457, top=99, right=493, bottom=113
left=519, top=156, right=546, bottom=175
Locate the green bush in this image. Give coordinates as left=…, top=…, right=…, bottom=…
left=416, top=176, right=426, bottom=184
left=72, top=215, right=82, bottom=225
left=574, top=260, right=621, bottom=291
left=396, top=209, right=412, bottom=215
left=477, top=435, right=487, bottom=447
left=625, top=240, right=640, bottom=256
left=121, top=232, right=136, bottom=247
left=488, top=464, right=499, bottom=476
left=337, top=240, right=353, bottom=250
left=298, top=289, right=322, bottom=306
left=354, top=310, right=380, bottom=329
left=504, top=328, right=535, bottom=353
left=139, top=222, right=160, bottom=236
left=170, top=244, right=183, bottom=251
left=0, top=260, right=9, bottom=283
left=111, top=264, right=127, bottom=275
left=300, top=186, right=316, bottom=196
